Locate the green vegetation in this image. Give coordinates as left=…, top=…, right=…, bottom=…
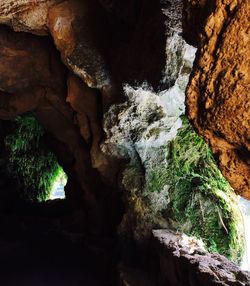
left=147, top=116, right=244, bottom=263
left=5, top=114, right=64, bottom=202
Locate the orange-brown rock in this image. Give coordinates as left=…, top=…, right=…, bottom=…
left=47, top=0, right=111, bottom=89
left=0, top=0, right=112, bottom=90
left=0, top=0, right=59, bottom=35
left=0, top=0, right=166, bottom=91
left=0, top=25, right=66, bottom=117
left=66, top=73, right=105, bottom=168
left=186, top=0, right=250, bottom=198
left=182, top=0, right=216, bottom=46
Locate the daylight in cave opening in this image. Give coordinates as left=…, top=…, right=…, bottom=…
left=239, top=197, right=250, bottom=271
left=49, top=168, right=67, bottom=200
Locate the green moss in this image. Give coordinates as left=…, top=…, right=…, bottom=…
left=147, top=167, right=169, bottom=193
left=148, top=116, right=244, bottom=263
left=5, top=114, right=64, bottom=202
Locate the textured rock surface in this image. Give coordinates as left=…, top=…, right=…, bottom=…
left=118, top=229, right=250, bottom=286
left=0, top=0, right=166, bottom=91
left=0, top=0, right=59, bottom=35
left=0, top=0, right=113, bottom=89
left=101, top=1, right=197, bottom=244
left=101, top=1, right=244, bottom=265
left=48, top=0, right=112, bottom=89
left=152, top=229, right=250, bottom=286
left=182, top=0, right=216, bottom=46
left=186, top=0, right=250, bottom=198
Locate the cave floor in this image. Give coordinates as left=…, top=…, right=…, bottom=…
left=0, top=237, right=114, bottom=286
left=0, top=203, right=116, bottom=286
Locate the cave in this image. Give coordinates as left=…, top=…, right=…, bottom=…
left=0, top=0, right=249, bottom=285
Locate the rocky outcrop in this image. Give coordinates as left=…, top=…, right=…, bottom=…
left=0, top=0, right=58, bottom=35
left=186, top=0, right=250, bottom=198
left=152, top=229, right=250, bottom=286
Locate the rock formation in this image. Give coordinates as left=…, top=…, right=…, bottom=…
left=118, top=229, right=250, bottom=285
left=152, top=229, right=250, bottom=286
left=185, top=0, right=250, bottom=198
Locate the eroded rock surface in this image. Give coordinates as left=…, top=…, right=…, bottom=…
left=0, top=0, right=113, bottom=89
left=118, top=229, right=250, bottom=286
left=0, top=0, right=166, bottom=91
left=182, top=0, right=216, bottom=46
left=0, top=0, right=58, bottom=35
left=153, top=229, right=250, bottom=286
left=186, top=0, right=250, bottom=198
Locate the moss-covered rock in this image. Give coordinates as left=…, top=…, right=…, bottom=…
left=159, top=117, right=244, bottom=263
left=5, top=113, right=64, bottom=202
left=103, top=90, right=244, bottom=263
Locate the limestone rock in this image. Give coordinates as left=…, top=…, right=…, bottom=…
left=0, top=25, right=66, bottom=117
left=186, top=0, right=250, bottom=198
left=0, top=0, right=166, bottom=92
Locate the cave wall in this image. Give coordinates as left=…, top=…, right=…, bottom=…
left=0, top=1, right=248, bottom=207
left=118, top=229, right=250, bottom=286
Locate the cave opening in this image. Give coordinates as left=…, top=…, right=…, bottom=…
left=49, top=169, right=67, bottom=200
left=3, top=113, right=68, bottom=202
